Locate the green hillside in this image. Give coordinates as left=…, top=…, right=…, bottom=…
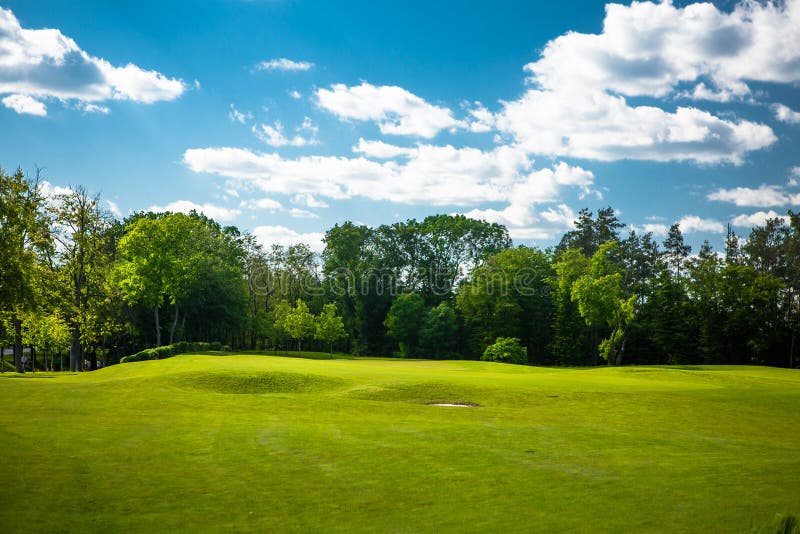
left=1, top=354, right=799, bottom=532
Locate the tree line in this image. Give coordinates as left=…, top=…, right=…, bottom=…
left=2, top=167, right=799, bottom=371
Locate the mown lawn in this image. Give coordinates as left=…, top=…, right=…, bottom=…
left=1, top=354, right=799, bottom=532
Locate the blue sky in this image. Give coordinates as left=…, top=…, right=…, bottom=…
left=2, top=0, right=799, bottom=252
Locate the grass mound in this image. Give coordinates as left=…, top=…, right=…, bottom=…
left=349, top=381, right=483, bottom=406
left=174, top=370, right=344, bottom=394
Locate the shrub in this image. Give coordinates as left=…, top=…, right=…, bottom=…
left=120, top=341, right=231, bottom=364
left=481, top=337, right=527, bottom=365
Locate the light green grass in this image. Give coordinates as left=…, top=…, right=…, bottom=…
left=1, top=354, right=799, bottom=532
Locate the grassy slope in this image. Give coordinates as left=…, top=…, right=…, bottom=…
left=1, top=355, right=799, bottom=533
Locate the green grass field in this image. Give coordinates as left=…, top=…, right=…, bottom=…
left=1, top=354, right=799, bottom=532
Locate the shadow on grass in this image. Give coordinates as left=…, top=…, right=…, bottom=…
left=203, top=350, right=360, bottom=361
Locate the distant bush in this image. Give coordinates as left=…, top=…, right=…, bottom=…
left=481, top=337, right=527, bottom=365
left=120, top=342, right=231, bottom=363
left=751, top=514, right=799, bottom=534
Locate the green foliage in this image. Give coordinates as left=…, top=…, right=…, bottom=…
left=384, top=292, right=427, bottom=357
left=557, top=242, right=637, bottom=365
left=481, top=337, right=527, bottom=364
left=283, top=299, right=316, bottom=352
left=120, top=341, right=228, bottom=363
left=314, top=303, right=347, bottom=355
left=457, top=246, right=553, bottom=360
left=418, top=302, right=458, bottom=358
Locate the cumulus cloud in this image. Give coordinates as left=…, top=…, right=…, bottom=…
left=773, top=103, right=800, bottom=125
left=183, top=143, right=539, bottom=206
left=255, top=58, right=314, bottom=72
left=641, top=223, right=669, bottom=237
left=288, top=207, right=319, bottom=219
left=0, top=7, right=185, bottom=113
left=239, top=196, right=322, bottom=220
left=316, top=82, right=462, bottom=138
left=524, top=0, right=800, bottom=99
left=229, top=104, right=252, bottom=124
left=492, top=0, right=799, bottom=163
left=106, top=200, right=122, bottom=218
left=291, top=193, right=328, bottom=208
left=252, top=119, right=318, bottom=147
left=708, top=184, right=800, bottom=207
left=147, top=200, right=240, bottom=222
left=731, top=210, right=788, bottom=228
left=678, top=215, right=724, bottom=234
left=463, top=163, right=595, bottom=228
left=252, top=225, right=325, bottom=252
left=82, top=103, right=109, bottom=114
left=240, top=197, right=282, bottom=211
left=2, top=93, right=46, bottom=115
left=497, top=86, right=775, bottom=164
left=352, top=138, right=416, bottom=159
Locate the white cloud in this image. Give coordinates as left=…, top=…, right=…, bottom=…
left=252, top=225, right=324, bottom=252
left=467, top=203, right=578, bottom=242
left=523, top=0, right=800, bottom=99
left=464, top=101, right=496, bottom=133
left=82, top=103, right=109, bottom=114
left=492, top=0, right=799, bottom=163
left=462, top=163, right=594, bottom=228
left=539, top=204, right=578, bottom=228
left=641, top=223, right=669, bottom=237
left=708, top=184, right=789, bottom=207
left=183, top=143, right=536, bottom=206
left=291, top=193, right=328, bottom=208
left=288, top=207, right=319, bottom=219
left=316, top=82, right=462, bottom=138
left=252, top=120, right=317, bottom=147
left=256, top=58, right=314, bottom=72
left=106, top=200, right=122, bottom=217
left=352, top=138, right=416, bottom=159
left=39, top=180, right=73, bottom=200
left=497, top=89, right=775, bottom=164
left=731, top=210, right=788, bottom=228
left=2, top=93, right=46, bottom=116
left=0, top=7, right=185, bottom=112
left=678, top=215, right=724, bottom=234
left=676, top=83, right=745, bottom=103
left=229, top=104, right=252, bottom=124
left=288, top=89, right=302, bottom=99
left=773, top=103, right=800, bottom=125
left=241, top=197, right=282, bottom=211
left=147, top=200, right=240, bottom=222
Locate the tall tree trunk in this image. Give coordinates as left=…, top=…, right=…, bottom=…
left=31, top=346, right=36, bottom=373
left=179, top=315, right=186, bottom=344
left=13, top=315, right=23, bottom=373
left=615, top=334, right=628, bottom=366
left=69, top=326, right=82, bottom=372
left=169, top=303, right=179, bottom=346
left=1, top=345, right=5, bottom=373
left=90, top=347, right=97, bottom=371
left=154, top=305, right=161, bottom=347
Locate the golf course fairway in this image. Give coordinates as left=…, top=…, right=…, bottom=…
left=1, top=354, right=799, bottom=532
